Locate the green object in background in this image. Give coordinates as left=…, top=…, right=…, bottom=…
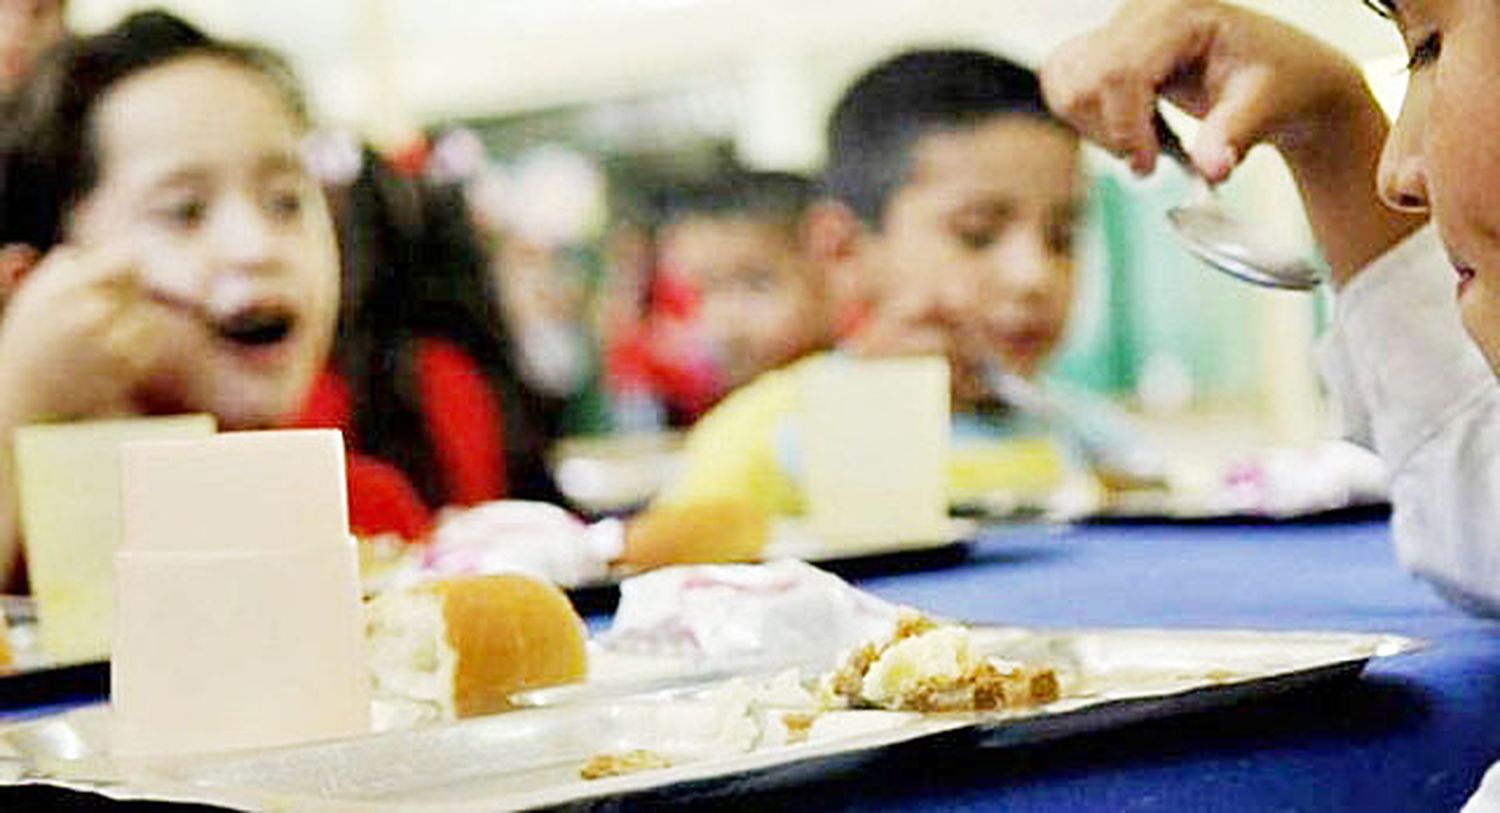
left=1049, top=169, right=1277, bottom=407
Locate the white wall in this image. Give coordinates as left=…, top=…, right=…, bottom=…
left=69, top=0, right=1405, bottom=153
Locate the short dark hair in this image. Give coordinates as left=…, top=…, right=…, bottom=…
left=823, top=48, right=1057, bottom=226
left=653, top=169, right=815, bottom=232
left=0, top=9, right=310, bottom=250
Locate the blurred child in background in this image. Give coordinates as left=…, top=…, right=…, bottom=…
left=464, top=142, right=614, bottom=440
left=653, top=170, right=833, bottom=396
left=629, top=48, right=1155, bottom=561
left=601, top=169, right=833, bottom=433
left=0, top=11, right=433, bottom=587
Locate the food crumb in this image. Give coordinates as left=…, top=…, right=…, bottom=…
left=781, top=711, right=818, bottom=744
left=579, top=749, right=673, bottom=780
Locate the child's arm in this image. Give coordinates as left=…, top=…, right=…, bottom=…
left=0, top=244, right=204, bottom=585
left=1041, top=0, right=1425, bottom=286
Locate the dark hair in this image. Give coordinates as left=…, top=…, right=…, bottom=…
left=653, top=169, right=815, bottom=232
left=1361, top=0, right=1395, bottom=17
left=823, top=48, right=1058, bottom=226
left=0, top=9, right=309, bottom=250
left=329, top=150, right=562, bottom=505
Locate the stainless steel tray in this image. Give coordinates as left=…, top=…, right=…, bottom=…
left=0, top=625, right=1418, bottom=810
left=0, top=597, right=109, bottom=712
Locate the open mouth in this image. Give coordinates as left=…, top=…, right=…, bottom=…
left=215, top=306, right=297, bottom=347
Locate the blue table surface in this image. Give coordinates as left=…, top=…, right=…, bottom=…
left=710, top=518, right=1500, bottom=813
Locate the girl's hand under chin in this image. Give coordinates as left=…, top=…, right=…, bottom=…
left=0, top=242, right=209, bottom=424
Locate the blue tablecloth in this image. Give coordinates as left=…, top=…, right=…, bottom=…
left=726, top=518, right=1500, bottom=812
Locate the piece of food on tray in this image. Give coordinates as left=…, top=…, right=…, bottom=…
left=366, top=574, right=587, bottom=722
left=357, top=533, right=422, bottom=596
left=620, top=497, right=769, bottom=569
left=820, top=612, right=1059, bottom=712
left=579, top=749, right=674, bottom=780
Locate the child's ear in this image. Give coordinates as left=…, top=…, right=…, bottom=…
left=0, top=243, right=40, bottom=301
left=803, top=200, right=872, bottom=318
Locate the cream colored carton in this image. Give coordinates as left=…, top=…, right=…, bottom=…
left=799, top=356, right=951, bottom=548
left=112, top=429, right=370, bottom=757
left=14, top=415, right=215, bottom=664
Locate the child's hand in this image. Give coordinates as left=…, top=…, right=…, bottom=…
left=1041, top=0, right=1369, bottom=181
left=0, top=243, right=207, bottom=423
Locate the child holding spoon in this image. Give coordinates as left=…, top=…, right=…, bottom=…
left=0, top=11, right=429, bottom=588
left=1041, top=0, right=1500, bottom=622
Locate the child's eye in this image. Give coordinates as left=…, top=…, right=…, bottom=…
left=265, top=188, right=304, bottom=220
left=1406, top=31, right=1441, bottom=72
left=954, top=226, right=997, bottom=251
left=1046, top=221, right=1078, bottom=257
left=154, top=198, right=206, bottom=229
left=738, top=267, right=779, bottom=293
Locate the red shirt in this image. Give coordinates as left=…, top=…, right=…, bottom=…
left=295, top=338, right=508, bottom=541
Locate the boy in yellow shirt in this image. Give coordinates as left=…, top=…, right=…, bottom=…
left=629, top=48, right=1148, bottom=557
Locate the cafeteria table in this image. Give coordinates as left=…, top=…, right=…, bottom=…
left=4, top=517, right=1498, bottom=812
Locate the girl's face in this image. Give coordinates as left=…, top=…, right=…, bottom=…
left=67, top=55, right=339, bottom=429
left=1379, top=0, right=1500, bottom=371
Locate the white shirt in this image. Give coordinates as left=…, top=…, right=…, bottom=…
left=1318, top=225, right=1500, bottom=811
left=1318, top=224, right=1500, bottom=618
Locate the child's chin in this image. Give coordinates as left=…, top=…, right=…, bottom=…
left=210, top=389, right=301, bottom=431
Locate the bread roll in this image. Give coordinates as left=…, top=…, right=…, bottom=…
left=622, top=498, right=769, bottom=569
left=367, top=574, right=587, bottom=722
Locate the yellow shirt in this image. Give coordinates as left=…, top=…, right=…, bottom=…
left=656, top=358, right=811, bottom=516
left=657, top=355, right=1075, bottom=516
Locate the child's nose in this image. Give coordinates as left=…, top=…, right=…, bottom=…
left=213, top=197, right=280, bottom=271
left=1378, top=91, right=1430, bottom=213
left=991, top=233, right=1056, bottom=297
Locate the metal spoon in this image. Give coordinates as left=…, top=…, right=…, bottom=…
left=1152, top=113, right=1324, bottom=291
left=978, top=359, right=1167, bottom=491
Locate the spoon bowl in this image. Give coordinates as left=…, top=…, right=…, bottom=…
left=1153, top=113, right=1324, bottom=291
left=1166, top=203, right=1323, bottom=290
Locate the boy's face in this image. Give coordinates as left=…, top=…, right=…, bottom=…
left=659, top=215, right=828, bottom=391
left=841, top=116, right=1083, bottom=402
left=66, top=56, right=339, bottom=429
left=1380, top=0, right=1500, bottom=371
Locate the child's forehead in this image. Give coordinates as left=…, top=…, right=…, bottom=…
left=90, top=57, right=306, bottom=178
left=899, top=117, right=1083, bottom=205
